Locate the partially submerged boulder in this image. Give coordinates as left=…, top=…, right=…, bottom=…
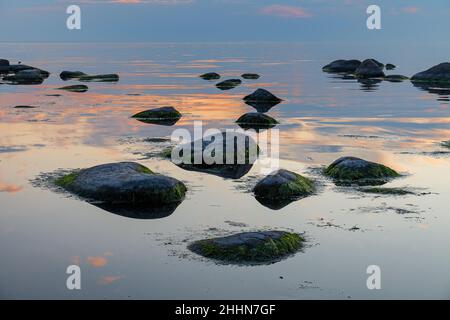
left=322, top=59, right=361, bottom=73
left=243, top=88, right=283, bottom=113
left=200, top=72, right=220, bottom=80
left=79, top=74, right=119, bottom=82
left=57, top=84, right=88, bottom=92
left=132, top=106, right=181, bottom=126
left=411, top=62, right=450, bottom=83
left=55, top=162, right=187, bottom=206
left=236, top=112, right=278, bottom=130
left=60, top=71, right=86, bottom=81
left=3, top=69, right=46, bottom=84
left=355, top=59, right=385, bottom=78
left=324, top=156, right=400, bottom=186
left=242, top=73, right=260, bottom=80
left=188, top=231, right=303, bottom=264
left=254, top=169, right=315, bottom=209
left=216, top=79, right=242, bottom=90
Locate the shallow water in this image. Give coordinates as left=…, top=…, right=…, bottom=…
left=1, top=42, right=450, bottom=299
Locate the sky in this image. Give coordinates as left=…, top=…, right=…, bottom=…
left=0, top=0, right=449, bottom=43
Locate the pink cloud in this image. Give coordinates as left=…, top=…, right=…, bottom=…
left=260, top=5, right=312, bottom=18
left=402, top=6, right=419, bottom=14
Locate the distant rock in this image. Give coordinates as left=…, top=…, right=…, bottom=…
left=14, top=105, right=37, bottom=109
left=384, top=75, right=409, bottom=82
left=324, top=156, right=400, bottom=186
left=79, top=74, right=119, bottom=82
left=132, top=106, right=181, bottom=126
left=57, top=84, right=88, bottom=92
left=55, top=162, right=187, bottom=206
left=254, top=169, right=315, bottom=209
left=200, top=72, right=220, bottom=80
left=242, top=73, right=260, bottom=80
left=7, top=65, right=50, bottom=78
left=386, top=63, right=396, bottom=70
left=0, top=59, right=9, bottom=66
left=322, top=59, right=361, bottom=73
left=355, top=59, right=385, bottom=78
left=60, top=71, right=87, bottom=81
left=216, top=79, right=242, bottom=90
left=3, top=69, right=45, bottom=85
left=243, top=88, right=283, bottom=113
left=188, top=231, right=303, bottom=264
left=236, top=112, right=278, bottom=130
left=411, top=62, right=450, bottom=83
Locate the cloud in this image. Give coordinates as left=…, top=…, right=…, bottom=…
left=87, top=256, right=109, bottom=267
left=402, top=6, right=419, bottom=14
left=260, top=5, right=312, bottom=18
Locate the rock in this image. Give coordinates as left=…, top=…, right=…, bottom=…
left=368, top=59, right=384, bottom=69
left=386, top=63, right=396, bottom=70
left=322, top=59, right=361, bottom=73
left=132, top=107, right=181, bottom=126
left=253, top=169, right=315, bottom=209
left=79, top=74, right=119, bottom=82
left=200, top=72, right=220, bottom=80
left=242, top=73, right=260, bottom=80
left=3, top=69, right=44, bottom=85
left=236, top=112, right=278, bottom=130
left=57, top=84, right=88, bottom=92
left=0, top=59, right=9, bottom=66
left=14, top=105, right=37, bottom=109
left=355, top=59, right=385, bottom=78
left=216, top=79, right=242, bottom=90
left=60, top=71, right=86, bottom=81
left=55, top=162, right=187, bottom=206
left=243, top=88, right=283, bottom=113
left=8, top=65, right=50, bottom=78
left=384, top=75, right=409, bottom=82
left=411, top=62, right=450, bottom=83
left=188, top=231, right=303, bottom=264
left=324, top=156, right=400, bottom=186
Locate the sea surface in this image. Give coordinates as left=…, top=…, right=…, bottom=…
left=1, top=42, right=450, bottom=299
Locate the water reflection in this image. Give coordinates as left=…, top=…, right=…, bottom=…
left=412, top=81, right=450, bottom=103
left=93, top=201, right=183, bottom=219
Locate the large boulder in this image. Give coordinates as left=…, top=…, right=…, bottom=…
left=355, top=59, right=385, bottom=78
left=216, top=79, right=242, bottom=90
left=411, top=62, right=450, bottom=83
left=132, top=106, right=181, bottom=126
left=60, top=71, right=86, bottom=81
left=55, top=162, right=187, bottom=205
left=236, top=112, right=278, bottom=130
left=3, top=69, right=45, bottom=84
left=188, top=231, right=303, bottom=264
left=79, top=74, right=119, bottom=82
left=243, top=88, right=283, bottom=113
left=322, top=59, right=361, bottom=73
left=200, top=72, right=220, bottom=80
left=324, top=156, right=400, bottom=186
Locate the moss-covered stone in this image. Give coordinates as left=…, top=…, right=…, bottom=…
left=189, top=231, right=303, bottom=264
left=358, top=187, right=414, bottom=196
left=55, top=171, right=80, bottom=188
left=132, top=106, right=181, bottom=121
left=324, top=156, right=400, bottom=186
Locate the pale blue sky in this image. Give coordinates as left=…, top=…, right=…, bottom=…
left=0, top=0, right=449, bottom=42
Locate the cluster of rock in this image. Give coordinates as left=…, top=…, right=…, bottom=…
left=0, top=59, right=50, bottom=85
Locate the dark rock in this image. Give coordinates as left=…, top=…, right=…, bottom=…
left=57, top=84, right=88, bottom=92
left=411, top=62, right=450, bottom=83
left=368, top=59, right=384, bottom=69
left=243, top=88, right=283, bottom=113
left=355, top=59, right=385, bottom=78
left=79, top=74, right=119, bottom=82
left=216, top=79, right=242, bottom=90
left=132, top=107, right=181, bottom=126
left=254, top=169, right=315, bottom=209
left=55, top=162, right=187, bottom=205
left=8, top=65, right=50, bottom=78
left=3, top=69, right=44, bottom=85
left=14, top=105, right=37, bottom=109
left=384, top=75, right=409, bottom=82
left=236, top=112, right=278, bottom=130
left=60, top=71, right=86, bottom=81
left=200, top=72, right=220, bottom=80
left=188, top=231, right=303, bottom=264
left=242, top=73, right=260, bottom=80
left=386, top=63, right=396, bottom=70
left=0, top=59, right=9, bottom=66
left=322, top=59, right=361, bottom=73
left=324, top=156, right=400, bottom=186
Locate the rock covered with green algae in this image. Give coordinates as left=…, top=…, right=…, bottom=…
left=55, top=162, right=187, bottom=205
left=188, top=231, right=303, bottom=264
left=324, top=156, right=400, bottom=186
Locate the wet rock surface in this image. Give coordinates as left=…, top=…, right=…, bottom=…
left=57, top=84, right=89, bottom=92
left=216, top=79, right=242, bottom=90
left=322, top=59, right=361, bottom=73
left=411, top=62, right=450, bottom=83
left=355, top=59, right=385, bottom=78
left=200, top=72, right=220, bottom=80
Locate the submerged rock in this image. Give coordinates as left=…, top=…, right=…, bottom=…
left=411, top=62, right=450, bottom=83
left=324, top=156, right=400, bottom=186
left=236, top=112, right=278, bottom=130
left=384, top=75, right=409, bottom=82
left=55, top=162, right=187, bottom=206
left=132, top=106, right=181, bottom=126
left=200, top=72, right=220, bottom=80
left=79, top=74, right=119, bottom=82
left=386, top=63, right=396, bottom=70
left=243, top=88, right=283, bottom=113
left=57, top=84, right=88, bottom=92
left=188, top=231, right=303, bottom=264
left=355, top=59, right=385, bottom=78
left=216, top=79, right=242, bottom=90
left=358, top=187, right=414, bottom=196
left=60, top=71, right=86, bottom=81
left=254, top=169, right=315, bottom=209
left=242, top=73, right=260, bottom=80
left=322, top=59, right=361, bottom=73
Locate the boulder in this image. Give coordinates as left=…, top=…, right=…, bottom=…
left=60, top=71, right=86, bottom=81
left=243, top=88, right=283, bottom=113
left=57, top=84, right=88, bottom=92
left=0, top=59, right=9, bottom=66
left=79, top=74, right=119, bottom=82
left=132, top=106, right=181, bottom=126
left=355, top=59, right=385, bottom=78
left=242, top=73, right=260, bottom=80
left=411, top=62, right=450, bottom=83
left=386, top=63, right=396, bottom=70
left=188, top=231, right=303, bottom=264
left=55, top=162, right=187, bottom=205
left=200, top=72, right=220, bottom=80
left=236, top=112, right=278, bottom=130
left=216, top=79, right=242, bottom=90
left=324, top=156, right=400, bottom=186
left=3, top=69, right=44, bottom=84
left=322, top=59, right=361, bottom=73
left=8, top=65, right=50, bottom=78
